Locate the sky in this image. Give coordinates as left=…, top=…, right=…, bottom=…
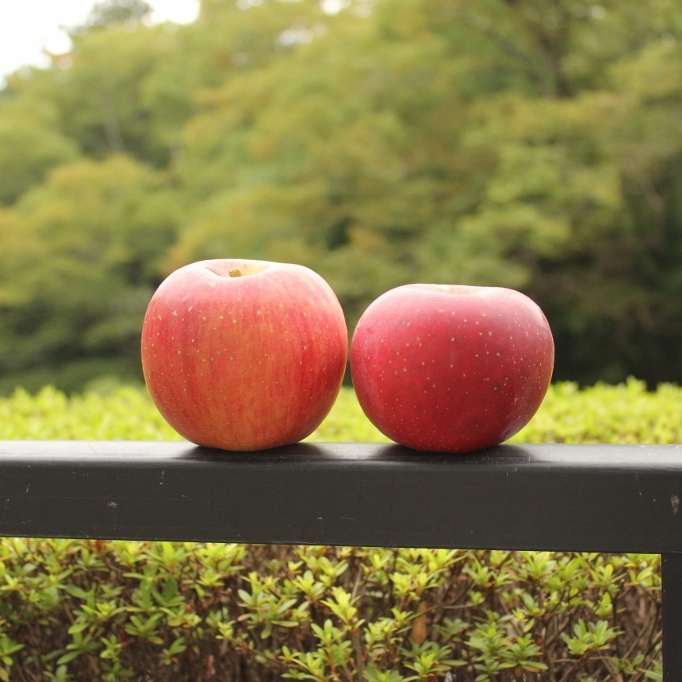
left=0, top=0, right=200, bottom=83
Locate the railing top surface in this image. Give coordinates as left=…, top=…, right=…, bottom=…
left=2, top=438, right=682, bottom=465
left=0, top=440, right=680, bottom=552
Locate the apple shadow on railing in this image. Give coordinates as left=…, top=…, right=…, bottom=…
left=175, top=441, right=541, bottom=466
left=176, top=442, right=331, bottom=463
left=363, top=442, right=540, bottom=465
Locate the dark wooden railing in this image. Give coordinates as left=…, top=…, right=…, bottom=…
left=0, top=440, right=679, bottom=678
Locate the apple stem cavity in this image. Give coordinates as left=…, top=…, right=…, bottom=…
left=229, top=269, right=243, bottom=277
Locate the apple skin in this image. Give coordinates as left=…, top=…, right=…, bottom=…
left=141, top=259, right=347, bottom=451
left=350, top=284, right=554, bottom=452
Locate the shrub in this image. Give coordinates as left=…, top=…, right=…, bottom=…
left=0, top=381, right=669, bottom=681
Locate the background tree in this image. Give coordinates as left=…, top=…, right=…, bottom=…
left=0, top=0, right=681, bottom=392
left=69, top=0, right=153, bottom=34
left=0, top=155, right=178, bottom=393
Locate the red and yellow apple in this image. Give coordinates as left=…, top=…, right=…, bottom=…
left=350, top=284, right=554, bottom=452
left=141, top=259, right=347, bottom=451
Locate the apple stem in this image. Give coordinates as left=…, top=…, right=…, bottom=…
left=229, top=269, right=243, bottom=277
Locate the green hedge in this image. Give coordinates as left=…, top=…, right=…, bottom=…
left=3, top=377, right=681, bottom=445
left=0, top=382, right=669, bottom=681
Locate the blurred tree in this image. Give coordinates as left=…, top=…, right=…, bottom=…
left=1, top=0, right=682, bottom=391
left=168, top=0, right=682, bottom=383
left=0, top=101, right=78, bottom=205
left=0, top=155, right=178, bottom=392
left=169, top=2, right=494, bottom=328
left=69, top=0, right=153, bottom=34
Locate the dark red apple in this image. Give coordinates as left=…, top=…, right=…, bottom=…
left=350, top=284, right=554, bottom=452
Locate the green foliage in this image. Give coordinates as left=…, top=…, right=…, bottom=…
left=0, top=385, right=177, bottom=440
left=69, top=0, right=153, bottom=35
left=0, top=540, right=661, bottom=681
left=1, top=0, right=682, bottom=391
left=0, top=382, right=667, bottom=678
left=2, top=379, right=682, bottom=446
left=0, top=103, right=78, bottom=205
left=0, top=154, right=179, bottom=395
left=511, top=377, right=682, bottom=444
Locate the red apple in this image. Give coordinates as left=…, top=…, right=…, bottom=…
left=350, top=284, right=554, bottom=452
left=141, top=259, right=347, bottom=451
